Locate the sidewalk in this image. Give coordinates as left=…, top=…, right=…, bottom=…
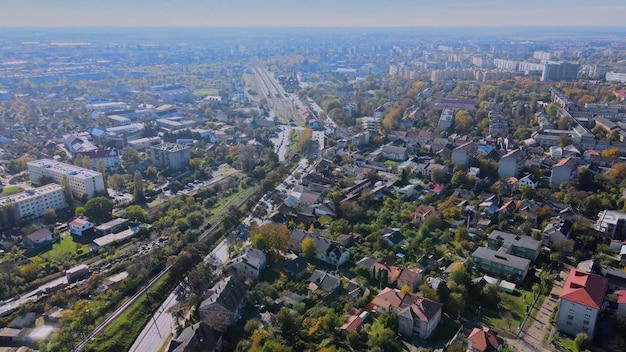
left=506, top=265, right=570, bottom=352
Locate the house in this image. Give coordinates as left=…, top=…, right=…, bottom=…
left=488, top=230, right=541, bottom=261
left=472, top=247, right=531, bottom=283
left=340, top=311, right=369, bottom=336
left=467, top=326, right=505, bottom=352
left=69, top=218, right=94, bottom=236
left=550, top=157, right=578, bottom=186
left=498, top=149, right=525, bottom=179
left=542, top=217, right=573, bottom=248
left=383, top=228, right=406, bottom=247
left=366, top=287, right=442, bottom=338
left=393, top=268, right=423, bottom=293
left=224, top=247, right=267, bottom=281
left=451, top=142, right=477, bottom=167
left=557, top=269, right=608, bottom=339
left=23, top=228, right=53, bottom=249
left=595, top=210, right=626, bottom=241
left=289, top=229, right=350, bottom=266
left=518, top=174, right=539, bottom=189
left=283, top=256, right=309, bottom=279
left=168, top=322, right=222, bottom=352
left=199, top=276, right=247, bottom=331
left=381, top=144, right=408, bottom=161
left=411, top=205, right=437, bottom=222
left=307, top=269, right=341, bottom=295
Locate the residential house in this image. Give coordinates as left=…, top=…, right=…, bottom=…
left=340, top=311, right=369, bottom=336
left=411, top=205, right=437, bottom=222
left=518, top=174, right=539, bottom=189
left=595, top=210, right=626, bottom=241
left=283, top=256, right=309, bottom=279
left=168, top=322, right=222, bottom=352
left=366, top=287, right=442, bottom=338
left=23, top=228, right=53, bottom=249
left=76, top=148, right=121, bottom=170
left=383, top=228, right=406, bottom=247
left=550, top=157, right=578, bottom=186
left=224, top=248, right=267, bottom=281
left=498, top=149, right=525, bottom=179
left=69, top=218, right=94, bottom=236
left=393, top=268, right=423, bottom=293
left=451, top=142, right=477, bottom=167
left=542, top=217, right=573, bottom=248
left=307, top=270, right=341, bottom=295
left=381, top=144, right=408, bottom=161
left=289, top=229, right=350, bottom=266
left=472, top=247, right=531, bottom=283
left=488, top=230, right=541, bottom=261
left=199, top=276, right=248, bottom=331
left=467, top=326, right=505, bottom=352
left=557, top=269, right=608, bottom=339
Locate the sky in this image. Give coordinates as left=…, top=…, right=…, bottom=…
left=1, top=0, right=626, bottom=28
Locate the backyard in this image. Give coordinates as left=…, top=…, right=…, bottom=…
left=41, top=232, right=91, bottom=263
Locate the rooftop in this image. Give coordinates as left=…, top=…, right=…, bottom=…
left=28, top=159, right=102, bottom=180
left=560, top=269, right=608, bottom=309
left=472, top=247, right=531, bottom=271
left=150, top=142, right=190, bottom=152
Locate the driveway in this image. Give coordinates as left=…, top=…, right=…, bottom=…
left=505, top=265, right=570, bottom=352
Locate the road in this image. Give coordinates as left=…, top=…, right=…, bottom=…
left=128, top=289, right=179, bottom=352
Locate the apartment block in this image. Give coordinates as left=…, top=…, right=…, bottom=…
left=0, top=184, right=68, bottom=221
left=27, top=159, right=105, bottom=199
left=149, top=142, right=191, bottom=171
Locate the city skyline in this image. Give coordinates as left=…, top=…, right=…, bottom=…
left=1, top=0, right=626, bottom=28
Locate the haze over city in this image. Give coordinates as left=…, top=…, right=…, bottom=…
left=1, top=0, right=626, bottom=28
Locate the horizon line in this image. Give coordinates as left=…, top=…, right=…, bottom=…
left=1, top=25, right=626, bottom=29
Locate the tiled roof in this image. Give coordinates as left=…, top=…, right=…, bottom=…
left=468, top=327, right=504, bottom=352
left=560, top=269, right=608, bottom=309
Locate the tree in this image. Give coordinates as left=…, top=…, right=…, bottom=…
left=436, top=281, right=450, bottom=305
left=75, top=207, right=85, bottom=217
left=109, top=173, right=127, bottom=191
left=455, top=226, right=469, bottom=242
left=96, top=160, right=106, bottom=185
left=43, top=208, right=57, bottom=224
left=125, top=205, right=148, bottom=222
left=302, top=237, right=316, bottom=259
left=61, top=174, right=74, bottom=204
left=574, top=332, right=589, bottom=352
left=447, top=292, right=465, bottom=316
left=250, top=223, right=290, bottom=258
left=133, top=171, right=145, bottom=202
left=84, top=197, right=113, bottom=224
left=431, top=168, right=446, bottom=184
left=121, top=146, right=141, bottom=170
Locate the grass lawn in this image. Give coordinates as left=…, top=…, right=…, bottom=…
left=478, top=290, right=528, bottom=335
left=1, top=185, right=21, bottom=195
left=42, top=232, right=90, bottom=263
left=207, top=186, right=255, bottom=224
left=555, top=332, right=578, bottom=351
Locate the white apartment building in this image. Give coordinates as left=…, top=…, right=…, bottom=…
left=27, top=159, right=105, bottom=199
left=557, top=269, right=608, bottom=339
left=437, top=109, right=454, bottom=131
left=0, top=184, right=68, bottom=220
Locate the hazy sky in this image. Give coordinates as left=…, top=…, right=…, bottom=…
left=2, top=0, right=625, bottom=28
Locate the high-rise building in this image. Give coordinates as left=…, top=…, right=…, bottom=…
left=541, top=62, right=580, bottom=82
left=27, top=159, right=105, bottom=199
left=149, top=142, right=191, bottom=171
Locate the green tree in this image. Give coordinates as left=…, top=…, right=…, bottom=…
left=75, top=207, right=85, bottom=217
left=436, top=281, right=451, bottom=305
left=574, top=332, right=589, bottom=352
left=133, top=171, right=144, bottom=202
left=61, top=174, right=74, bottom=204
left=43, top=208, right=57, bottom=224
left=125, top=205, right=148, bottom=222
left=96, top=160, right=106, bottom=185
left=84, top=197, right=113, bottom=224
left=302, top=237, right=316, bottom=259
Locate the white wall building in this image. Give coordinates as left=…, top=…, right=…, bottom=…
left=27, top=159, right=105, bottom=199
left=0, top=184, right=67, bottom=220
left=557, top=269, right=608, bottom=339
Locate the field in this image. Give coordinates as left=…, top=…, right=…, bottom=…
left=41, top=232, right=90, bottom=263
